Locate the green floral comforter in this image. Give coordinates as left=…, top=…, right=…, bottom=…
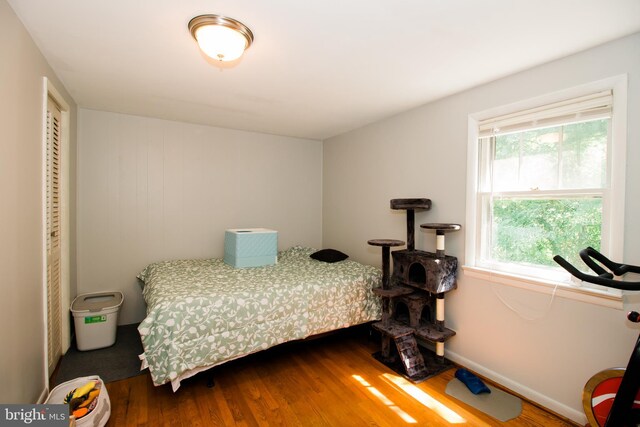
left=137, top=246, right=382, bottom=390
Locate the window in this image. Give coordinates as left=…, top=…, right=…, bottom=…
left=465, top=79, right=627, bottom=304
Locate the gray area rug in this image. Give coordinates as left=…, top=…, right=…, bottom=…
left=445, top=378, right=522, bottom=422
left=54, top=323, right=145, bottom=386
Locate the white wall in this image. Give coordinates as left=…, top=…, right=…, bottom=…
left=77, top=109, right=323, bottom=324
left=323, top=32, right=640, bottom=423
left=0, top=0, right=77, bottom=404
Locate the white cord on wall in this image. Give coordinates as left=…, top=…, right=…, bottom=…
left=490, top=280, right=560, bottom=321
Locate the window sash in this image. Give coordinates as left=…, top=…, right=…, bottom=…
left=476, top=93, right=612, bottom=277
left=476, top=191, right=604, bottom=271
left=478, top=188, right=605, bottom=198
left=478, top=119, right=610, bottom=194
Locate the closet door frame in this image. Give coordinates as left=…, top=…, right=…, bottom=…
left=42, top=78, right=71, bottom=387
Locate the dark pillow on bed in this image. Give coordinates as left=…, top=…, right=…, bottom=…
left=310, top=249, right=349, bottom=263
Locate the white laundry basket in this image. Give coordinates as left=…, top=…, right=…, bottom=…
left=71, top=292, right=124, bottom=351
left=46, top=375, right=110, bottom=427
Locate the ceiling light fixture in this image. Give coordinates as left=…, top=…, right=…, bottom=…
left=188, top=14, right=254, bottom=62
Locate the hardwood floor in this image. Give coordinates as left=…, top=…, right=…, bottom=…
left=105, top=329, right=576, bottom=426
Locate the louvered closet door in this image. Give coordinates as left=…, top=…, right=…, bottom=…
left=46, top=97, right=62, bottom=375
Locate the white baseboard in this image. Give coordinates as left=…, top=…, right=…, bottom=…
left=445, top=350, right=586, bottom=425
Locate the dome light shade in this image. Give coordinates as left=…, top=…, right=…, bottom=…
left=188, top=15, right=253, bottom=62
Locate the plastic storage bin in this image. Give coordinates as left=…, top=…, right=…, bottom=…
left=224, top=228, right=278, bottom=268
left=46, top=375, right=110, bottom=426
left=71, top=291, right=124, bottom=351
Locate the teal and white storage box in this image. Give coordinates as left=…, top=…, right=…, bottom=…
left=224, top=228, right=278, bottom=268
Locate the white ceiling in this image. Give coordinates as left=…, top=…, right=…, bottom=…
left=8, top=0, right=640, bottom=140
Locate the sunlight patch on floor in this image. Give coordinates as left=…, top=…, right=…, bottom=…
left=352, top=375, right=417, bottom=423
left=382, top=373, right=466, bottom=424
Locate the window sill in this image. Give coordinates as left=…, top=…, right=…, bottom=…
left=462, top=265, right=625, bottom=309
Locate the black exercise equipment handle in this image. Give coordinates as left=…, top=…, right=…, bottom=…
left=579, top=247, right=613, bottom=279
left=553, top=247, right=640, bottom=291
left=580, top=247, right=640, bottom=276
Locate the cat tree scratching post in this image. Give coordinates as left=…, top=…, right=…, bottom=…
left=390, top=198, right=432, bottom=251
left=369, top=198, right=461, bottom=382
left=368, top=239, right=406, bottom=325
left=420, top=223, right=461, bottom=361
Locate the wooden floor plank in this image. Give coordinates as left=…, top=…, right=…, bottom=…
left=105, top=328, right=577, bottom=426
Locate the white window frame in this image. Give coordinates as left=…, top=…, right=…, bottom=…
left=464, top=75, right=628, bottom=309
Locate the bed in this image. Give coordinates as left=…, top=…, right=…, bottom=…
left=137, top=246, right=382, bottom=390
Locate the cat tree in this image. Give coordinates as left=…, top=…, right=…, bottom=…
left=368, top=198, right=460, bottom=382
